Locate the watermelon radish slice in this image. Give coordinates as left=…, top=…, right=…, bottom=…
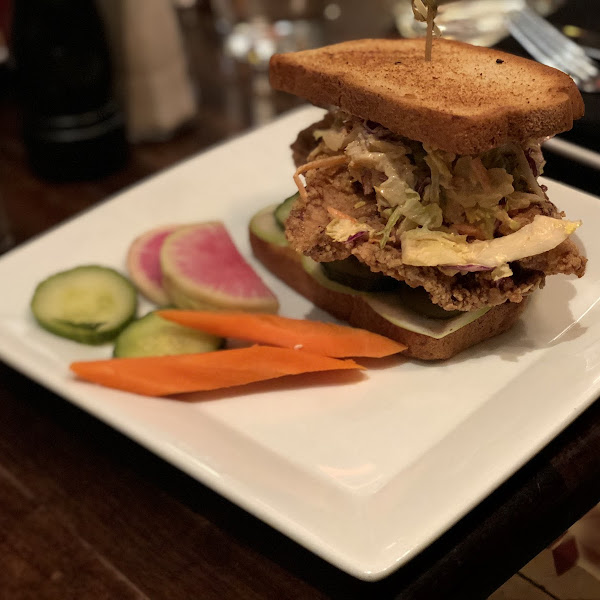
left=126, top=224, right=181, bottom=305
left=160, top=221, right=279, bottom=313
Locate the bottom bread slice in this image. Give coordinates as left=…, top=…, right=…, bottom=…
left=249, top=231, right=529, bottom=361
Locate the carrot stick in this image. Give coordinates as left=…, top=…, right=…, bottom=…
left=70, top=346, right=363, bottom=397
left=157, top=310, right=407, bottom=358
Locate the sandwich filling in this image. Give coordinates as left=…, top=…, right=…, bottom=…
left=286, top=110, right=586, bottom=312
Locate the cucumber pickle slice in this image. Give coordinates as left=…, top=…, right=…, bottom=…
left=113, top=311, right=224, bottom=358
left=274, top=192, right=299, bottom=230
left=321, top=256, right=402, bottom=292
left=31, top=265, right=137, bottom=345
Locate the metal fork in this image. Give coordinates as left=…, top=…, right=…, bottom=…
left=507, top=6, right=600, bottom=93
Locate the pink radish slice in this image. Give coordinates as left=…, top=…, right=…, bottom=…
left=126, top=224, right=182, bottom=305
left=160, top=221, right=279, bottom=313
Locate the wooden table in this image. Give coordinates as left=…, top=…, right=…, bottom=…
left=1, top=2, right=599, bottom=598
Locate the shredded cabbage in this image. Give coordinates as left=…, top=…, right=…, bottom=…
left=483, top=142, right=545, bottom=198
left=491, top=264, right=513, bottom=281
left=378, top=175, right=443, bottom=229
left=400, top=216, right=581, bottom=268
left=315, top=111, right=571, bottom=270
left=446, top=157, right=515, bottom=208
left=314, top=127, right=348, bottom=152
left=344, top=133, right=443, bottom=233
left=326, top=217, right=374, bottom=243
left=424, top=147, right=454, bottom=205
left=379, top=206, right=403, bottom=248
left=345, top=134, right=416, bottom=188
left=506, top=191, right=539, bottom=211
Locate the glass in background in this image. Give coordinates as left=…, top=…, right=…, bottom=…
left=210, top=0, right=327, bottom=66
left=391, top=0, right=567, bottom=47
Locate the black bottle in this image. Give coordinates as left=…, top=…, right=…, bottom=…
left=12, top=0, right=128, bottom=181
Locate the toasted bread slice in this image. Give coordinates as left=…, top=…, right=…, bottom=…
left=249, top=227, right=528, bottom=361
left=269, top=38, right=584, bottom=154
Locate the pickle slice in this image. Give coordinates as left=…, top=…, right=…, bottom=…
left=113, top=310, right=224, bottom=358
left=274, top=192, right=299, bottom=230
left=321, top=256, right=401, bottom=292
left=31, top=265, right=137, bottom=345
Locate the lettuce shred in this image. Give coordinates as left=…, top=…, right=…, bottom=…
left=313, top=110, right=573, bottom=277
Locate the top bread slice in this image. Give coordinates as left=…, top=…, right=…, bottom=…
left=269, top=38, right=584, bottom=155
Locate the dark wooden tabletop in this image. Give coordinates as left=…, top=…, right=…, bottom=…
left=1, top=1, right=599, bottom=599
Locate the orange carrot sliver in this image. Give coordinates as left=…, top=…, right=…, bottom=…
left=70, top=346, right=363, bottom=397
left=157, top=310, right=407, bottom=358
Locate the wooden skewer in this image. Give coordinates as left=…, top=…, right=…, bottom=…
left=425, top=4, right=434, bottom=61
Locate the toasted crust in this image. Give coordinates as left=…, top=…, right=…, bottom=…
left=269, top=38, right=584, bottom=154
left=250, top=230, right=528, bottom=361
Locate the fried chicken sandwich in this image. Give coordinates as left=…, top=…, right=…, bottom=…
left=249, top=38, right=587, bottom=359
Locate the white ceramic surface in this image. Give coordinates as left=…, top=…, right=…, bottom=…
left=0, top=106, right=598, bottom=581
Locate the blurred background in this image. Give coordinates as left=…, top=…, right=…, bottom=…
left=0, top=3, right=599, bottom=597
left=0, top=0, right=597, bottom=251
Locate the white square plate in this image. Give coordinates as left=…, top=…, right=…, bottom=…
left=0, top=106, right=599, bottom=581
